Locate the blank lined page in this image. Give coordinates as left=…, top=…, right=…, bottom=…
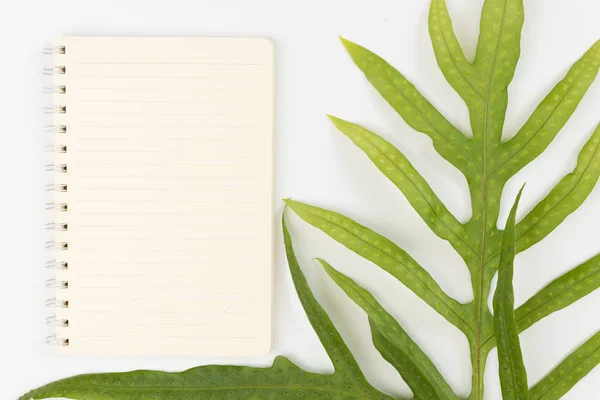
left=52, top=37, right=274, bottom=356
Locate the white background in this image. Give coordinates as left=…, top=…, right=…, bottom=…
left=1, top=0, right=600, bottom=399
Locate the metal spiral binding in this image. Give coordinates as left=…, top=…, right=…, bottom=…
left=43, top=85, right=67, bottom=94
left=46, top=336, right=69, bottom=346
left=42, top=45, right=66, bottom=55
left=46, top=316, right=69, bottom=327
left=45, top=260, right=69, bottom=270
left=43, top=125, right=67, bottom=134
left=44, top=42, right=69, bottom=347
left=46, top=298, right=69, bottom=308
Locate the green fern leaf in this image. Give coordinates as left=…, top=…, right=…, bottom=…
left=515, top=254, right=600, bottom=334
left=493, top=187, right=528, bottom=400
left=495, top=40, right=600, bottom=179
left=20, top=357, right=388, bottom=400
left=429, top=0, right=480, bottom=104
left=471, top=0, right=524, bottom=143
left=318, top=258, right=457, bottom=400
left=529, top=331, right=600, bottom=400
left=516, top=124, right=600, bottom=253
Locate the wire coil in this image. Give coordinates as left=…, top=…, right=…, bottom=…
left=46, top=298, right=69, bottom=308
left=42, top=46, right=66, bottom=55
left=46, top=336, right=69, bottom=346
left=46, top=316, right=69, bottom=327
left=45, top=43, right=69, bottom=348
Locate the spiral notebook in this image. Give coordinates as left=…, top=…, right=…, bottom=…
left=46, top=37, right=274, bottom=356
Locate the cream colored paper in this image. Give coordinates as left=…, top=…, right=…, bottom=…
left=52, top=37, right=274, bottom=356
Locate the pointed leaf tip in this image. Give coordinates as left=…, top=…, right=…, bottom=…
left=514, top=184, right=525, bottom=210
left=506, top=184, right=526, bottom=228
left=494, top=188, right=528, bottom=400
left=339, top=36, right=353, bottom=48
left=326, top=114, right=340, bottom=123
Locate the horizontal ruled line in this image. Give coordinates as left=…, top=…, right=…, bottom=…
left=79, top=163, right=256, bottom=166
left=79, top=273, right=255, bottom=278
left=79, top=100, right=256, bottom=104
left=78, top=286, right=255, bottom=290
left=74, top=262, right=255, bottom=266
left=75, top=226, right=256, bottom=230
left=81, top=87, right=258, bottom=91
left=78, top=112, right=257, bottom=116
left=75, top=125, right=257, bottom=129
left=76, top=150, right=257, bottom=154
left=77, top=187, right=256, bottom=191
left=77, top=138, right=257, bottom=141
left=77, top=335, right=257, bottom=340
left=76, top=200, right=256, bottom=204
left=78, top=237, right=257, bottom=241
left=77, top=175, right=258, bottom=179
left=76, top=62, right=261, bottom=66
left=75, top=212, right=258, bottom=216
left=77, top=249, right=255, bottom=253
left=85, top=323, right=257, bottom=328
left=78, top=306, right=257, bottom=315
left=77, top=176, right=258, bottom=179
left=79, top=298, right=258, bottom=303
left=78, top=75, right=257, bottom=79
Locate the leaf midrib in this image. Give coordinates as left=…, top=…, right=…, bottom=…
left=474, top=0, right=511, bottom=398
